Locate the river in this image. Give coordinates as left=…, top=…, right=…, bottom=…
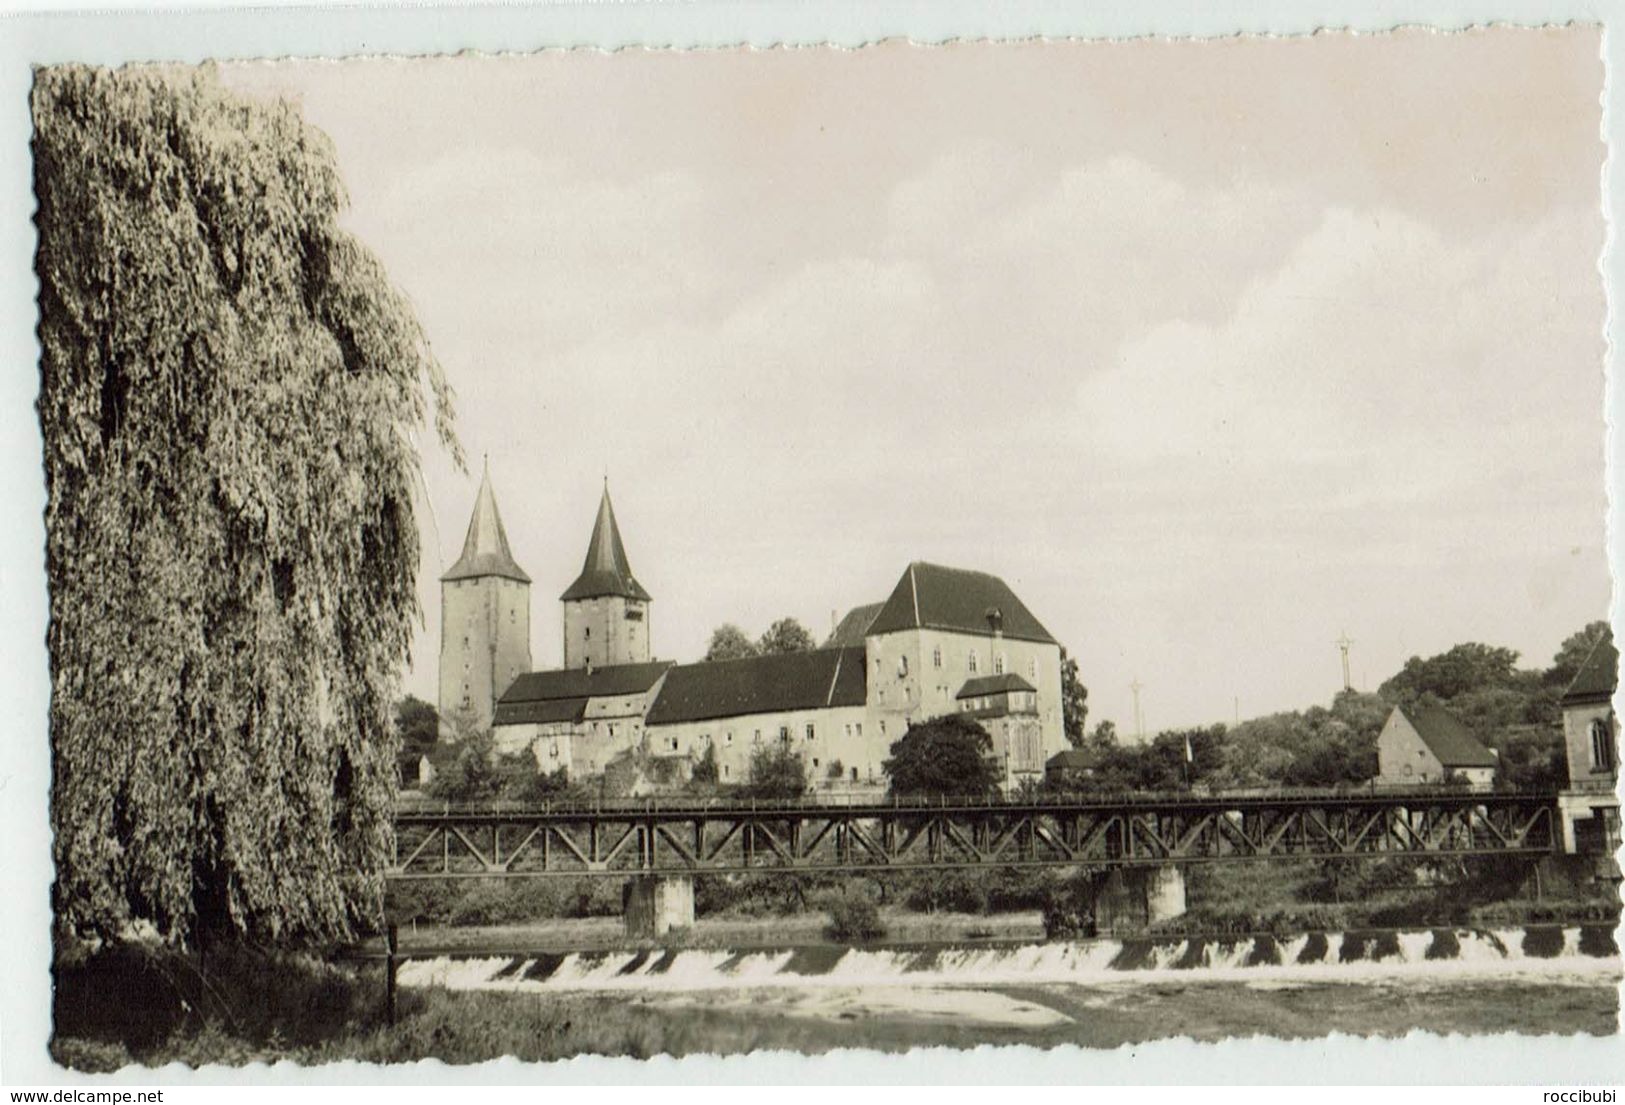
left=394, top=926, right=1622, bottom=1048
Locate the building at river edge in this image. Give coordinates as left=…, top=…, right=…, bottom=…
left=438, top=471, right=1066, bottom=792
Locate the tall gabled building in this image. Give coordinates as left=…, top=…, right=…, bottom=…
left=1557, top=635, right=1619, bottom=858
left=561, top=483, right=652, bottom=671
left=439, top=461, right=532, bottom=733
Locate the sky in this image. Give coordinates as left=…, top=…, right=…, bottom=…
left=224, top=28, right=1610, bottom=736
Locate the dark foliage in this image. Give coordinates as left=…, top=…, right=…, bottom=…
left=822, top=890, right=887, bottom=942
left=742, top=742, right=807, bottom=799
left=704, top=624, right=759, bottom=662
left=1060, top=646, right=1089, bottom=748
left=37, top=65, right=457, bottom=946
left=884, top=715, right=1002, bottom=798
left=758, top=617, right=816, bottom=656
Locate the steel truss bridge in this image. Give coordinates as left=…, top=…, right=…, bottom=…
left=390, top=788, right=1560, bottom=880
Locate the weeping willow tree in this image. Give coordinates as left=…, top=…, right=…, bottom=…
left=35, top=65, right=458, bottom=947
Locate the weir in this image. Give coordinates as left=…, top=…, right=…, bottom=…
left=395, top=925, right=1622, bottom=995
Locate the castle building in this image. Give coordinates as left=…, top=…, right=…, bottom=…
left=447, top=476, right=1067, bottom=791
left=437, top=461, right=532, bottom=734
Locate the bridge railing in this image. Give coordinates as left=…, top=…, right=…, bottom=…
left=394, top=783, right=1559, bottom=819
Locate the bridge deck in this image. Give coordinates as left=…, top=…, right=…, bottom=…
left=390, top=788, right=1559, bottom=879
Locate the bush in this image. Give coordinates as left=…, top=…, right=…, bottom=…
left=1041, top=870, right=1097, bottom=939
left=691, top=744, right=719, bottom=785
left=823, top=891, right=887, bottom=943
left=901, top=870, right=988, bottom=914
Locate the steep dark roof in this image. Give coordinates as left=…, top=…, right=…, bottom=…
left=492, top=697, right=588, bottom=726
left=560, top=485, right=651, bottom=602
left=499, top=661, right=673, bottom=706
left=1047, top=748, right=1101, bottom=771
left=1562, top=637, right=1618, bottom=705
left=645, top=647, right=867, bottom=725
left=442, top=464, right=531, bottom=583
left=826, top=603, right=884, bottom=647
left=957, top=673, right=1037, bottom=699
left=1404, top=706, right=1498, bottom=769
left=866, top=562, right=1057, bottom=644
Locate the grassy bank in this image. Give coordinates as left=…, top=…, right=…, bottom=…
left=52, top=857, right=1618, bottom=1071
left=1150, top=857, right=1618, bottom=937
left=385, top=857, right=1618, bottom=946
left=54, top=942, right=1620, bottom=1071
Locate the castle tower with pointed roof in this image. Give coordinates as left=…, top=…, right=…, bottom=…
left=438, top=461, right=533, bottom=733
left=561, top=482, right=651, bottom=670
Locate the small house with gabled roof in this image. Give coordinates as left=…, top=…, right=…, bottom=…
left=1375, top=705, right=1497, bottom=791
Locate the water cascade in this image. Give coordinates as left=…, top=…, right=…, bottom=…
left=398, top=926, right=1620, bottom=995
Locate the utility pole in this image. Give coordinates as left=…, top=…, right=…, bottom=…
left=1335, top=631, right=1354, bottom=693
left=1130, top=677, right=1145, bottom=742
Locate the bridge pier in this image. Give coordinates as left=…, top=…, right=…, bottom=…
left=624, top=875, right=695, bottom=939
left=1091, top=865, right=1186, bottom=935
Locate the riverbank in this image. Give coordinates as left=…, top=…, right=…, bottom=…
left=56, top=972, right=1621, bottom=1071
left=52, top=922, right=1621, bottom=1071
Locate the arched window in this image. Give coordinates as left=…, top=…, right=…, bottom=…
left=899, top=655, right=910, bottom=677
left=932, top=646, right=943, bottom=669
left=968, top=651, right=979, bottom=674
left=1590, top=717, right=1617, bottom=772
left=994, top=653, right=1006, bottom=674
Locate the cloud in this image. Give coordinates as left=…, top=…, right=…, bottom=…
left=1079, top=205, right=1602, bottom=500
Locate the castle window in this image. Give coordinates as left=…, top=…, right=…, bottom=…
left=968, top=652, right=979, bottom=673
left=806, top=723, right=816, bottom=741
left=880, top=721, right=887, bottom=735
left=813, top=758, right=820, bottom=769
left=1029, top=658, right=1038, bottom=681
left=585, top=627, right=591, bottom=640
left=753, top=729, right=762, bottom=743
left=850, top=767, right=858, bottom=782
left=723, top=765, right=731, bottom=779
left=726, top=731, right=734, bottom=744
left=669, top=737, right=679, bottom=751
left=899, top=656, right=909, bottom=677
left=779, top=726, right=791, bottom=743
left=1590, top=718, right=1616, bottom=772
left=995, top=653, right=1006, bottom=674
left=932, top=646, right=942, bottom=668
left=855, top=723, right=863, bottom=737
left=608, top=724, right=617, bottom=738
